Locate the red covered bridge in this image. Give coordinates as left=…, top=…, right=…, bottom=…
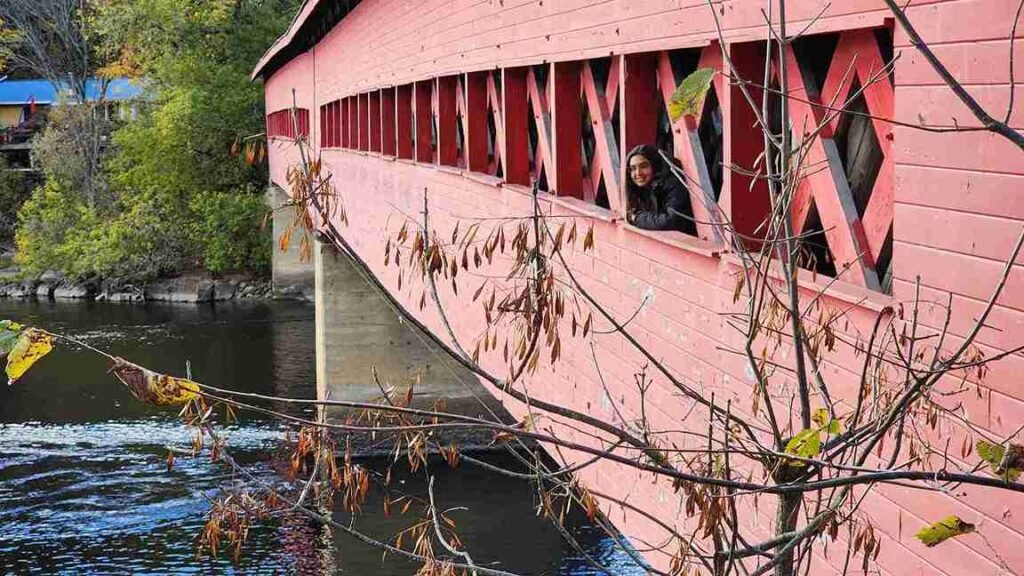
left=253, top=1, right=1024, bottom=574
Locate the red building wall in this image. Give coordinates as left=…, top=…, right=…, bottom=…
left=259, top=1, right=1024, bottom=574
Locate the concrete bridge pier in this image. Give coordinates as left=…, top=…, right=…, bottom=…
left=267, top=184, right=315, bottom=301
left=269, top=184, right=505, bottom=442
left=310, top=237, right=505, bottom=432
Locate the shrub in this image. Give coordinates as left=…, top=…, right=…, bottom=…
left=15, top=180, right=92, bottom=276
left=190, top=189, right=270, bottom=275
left=0, top=155, right=32, bottom=247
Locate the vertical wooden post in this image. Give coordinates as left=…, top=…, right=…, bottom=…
left=396, top=84, right=414, bottom=159
left=726, top=42, right=770, bottom=246
left=381, top=88, right=396, bottom=156
left=503, top=67, right=530, bottom=186
left=465, top=72, right=490, bottom=173
left=414, top=81, right=433, bottom=163
left=551, top=62, right=583, bottom=199
left=436, top=76, right=458, bottom=167
left=622, top=54, right=659, bottom=159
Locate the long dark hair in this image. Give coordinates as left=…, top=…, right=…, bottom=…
left=625, top=144, right=664, bottom=212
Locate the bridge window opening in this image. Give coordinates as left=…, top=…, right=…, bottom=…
left=487, top=72, right=503, bottom=178
left=396, top=84, right=414, bottom=159
left=342, top=98, right=351, bottom=148
left=266, top=108, right=309, bottom=139
left=358, top=93, right=368, bottom=151
left=463, top=72, right=488, bottom=173
left=324, top=101, right=333, bottom=147
left=621, top=47, right=715, bottom=236
left=382, top=88, right=396, bottom=156
left=783, top=28, right=894, bottom=293
left=436, top=76, right=459, bottom=167
left=349, top=96, right=358, bottom=149
left=528, top=64, right=551, bottom=191
left=319, top=104, right=327, bottom=147
left=500, top=67, right=530, bottom=186
left=298, top=108, right=309, bottom=138
left=369, top=91, right=382, bottom=153
left=581, top=56, right=617, bottom=210
left=333, top=100, right=343, bottom=148
left=319, top=100, right=341, bottom=148
left=551, top=61, right=584, bottom=199
left=414, top=81, right=433, bottom=163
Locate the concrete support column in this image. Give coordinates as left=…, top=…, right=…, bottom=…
left=268, top=185, right=315, bottom=301
left=312, top=237, right=504, bottom=425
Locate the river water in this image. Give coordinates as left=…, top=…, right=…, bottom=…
left=0, top=300, right=641, bottom=575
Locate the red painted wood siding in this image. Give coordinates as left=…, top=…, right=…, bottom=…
left=261, top=2, right=1024, bottom=574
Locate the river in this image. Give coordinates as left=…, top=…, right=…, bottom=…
left=0, top=300, right=642, bottom=575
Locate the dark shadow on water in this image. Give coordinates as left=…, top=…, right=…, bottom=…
left=0, top=300, right=644, bottom=575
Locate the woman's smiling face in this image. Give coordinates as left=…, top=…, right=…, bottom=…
left=629, top=154, right=654, bottom=188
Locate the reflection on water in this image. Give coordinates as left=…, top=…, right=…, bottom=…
left=0, top=300, right=641, bottom=575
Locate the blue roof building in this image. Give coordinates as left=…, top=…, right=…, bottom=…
left=0, top=78, right=143, bottom=106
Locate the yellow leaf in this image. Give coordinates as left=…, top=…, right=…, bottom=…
left=812, top=407, right=843, bottom=435
left=915, top=516, right=975, bottom=547
left=6, top=329, right=53, bottom=385
left=784, top=428, right=822, bottom=466
left=112, top=359, right=201, bottom=406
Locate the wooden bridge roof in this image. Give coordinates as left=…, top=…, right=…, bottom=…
left=251, top=0, right=362, bottom=81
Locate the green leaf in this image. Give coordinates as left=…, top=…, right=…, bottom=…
left=977, top=440, right=1005, bottom=467
left=784, top=428, right=822, bottom=466
left=668, top=68, right=715, bottom=122
left=915, top=516, right=975, bottom=547
left=812, top=407, right=843, bottom=435
left=976, top=440, right=1023, bottom=483
left=0, top=320, right=24, bottom=357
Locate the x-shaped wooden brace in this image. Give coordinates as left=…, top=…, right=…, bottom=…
left=487, top=72, right=505, bottom=177
left=527, top=66, right=554, bottom=189
left=581, top=59, right=622, bottom=211
left=786, top=29, right=890, bottom=290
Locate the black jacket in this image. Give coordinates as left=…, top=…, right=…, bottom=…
left=630, top=171, right=696, bottom=235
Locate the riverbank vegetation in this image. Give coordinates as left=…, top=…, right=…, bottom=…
left=1, top=0, right=299, bottom=280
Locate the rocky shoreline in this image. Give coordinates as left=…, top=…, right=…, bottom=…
left=0, top=271, right=288, bottom=303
